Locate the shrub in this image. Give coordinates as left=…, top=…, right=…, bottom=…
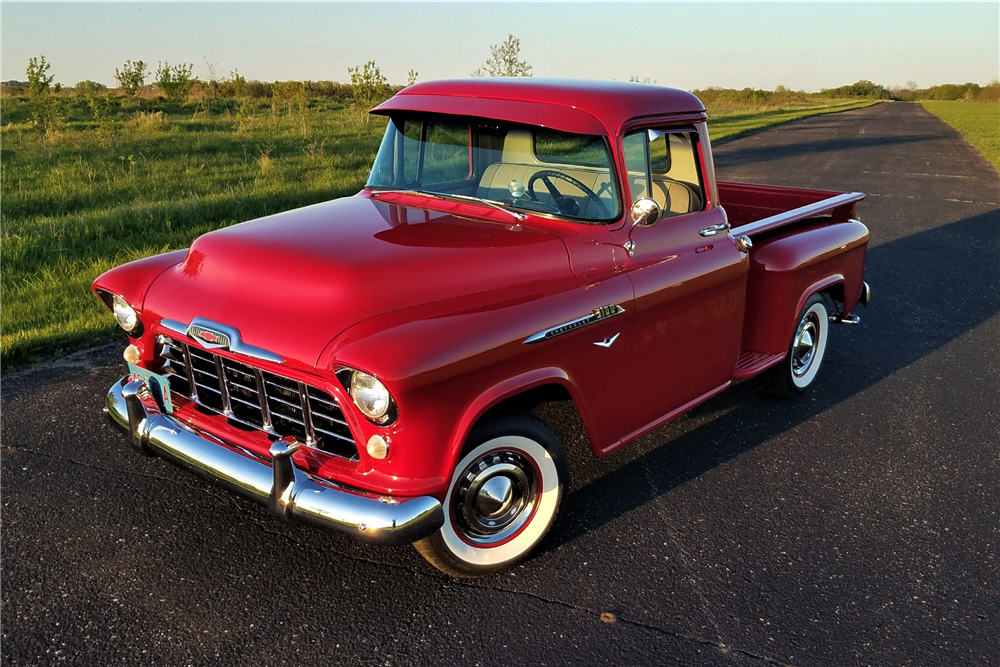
left=125, top=110, right=169, bottom=132
left=155, top=61, right=196, bottom=102
left=348, top=61, right=392, bottom=123
left=32, top=96, right=65, bottom=136
left=819, top=80, right=893, bottom=100
left=978, top=81, right=1000, bottom=103
left=472, top=34, right=532, bottom=77
left=75, top=80, right=107, bottom=94
left=115, top=60, right=148, bottom=97
left=26, top=55, right=55, bottom=97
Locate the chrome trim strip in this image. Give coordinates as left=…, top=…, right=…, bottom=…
left=523, top=304, right=625, bottom=344
left=158, top=317, right=284, bottom=364
left=736, top=192, right=865, bottom=238
left=105, top=378, right=443, bottom=546
left=160, top=319, right=188, bottom=336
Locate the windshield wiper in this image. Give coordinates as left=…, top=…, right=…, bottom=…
left=369, top=188, right=527, bottom=222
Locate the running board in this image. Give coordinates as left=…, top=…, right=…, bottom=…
left=733, top=350, right=786, bottom=379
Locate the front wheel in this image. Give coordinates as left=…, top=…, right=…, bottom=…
left=414, top=414, right=569, bottom=577
left=765, top=294, right=830, bottom=397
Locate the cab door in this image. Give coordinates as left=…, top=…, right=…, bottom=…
left=612, top=125, right=748, bottom=437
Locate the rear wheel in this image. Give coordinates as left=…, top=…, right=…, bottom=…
left=414, top=414, right=568, bottom=577
left=765, top=294, right=830, bottom=397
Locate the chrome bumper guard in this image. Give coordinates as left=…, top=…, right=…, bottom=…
left=104, top=377, right=443, bottom=545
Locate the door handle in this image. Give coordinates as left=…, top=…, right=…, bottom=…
left=699, top=222, right=731, bottom=237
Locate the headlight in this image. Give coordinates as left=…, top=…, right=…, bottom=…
left=111, top=294, right=141, bottom=334
left=350, top=371, right=393, bottom=423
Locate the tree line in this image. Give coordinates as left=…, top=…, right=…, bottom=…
left=4, top=34, right=996, bottom=131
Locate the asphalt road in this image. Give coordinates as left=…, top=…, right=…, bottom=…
left=3, top=102, right=998, bottom=666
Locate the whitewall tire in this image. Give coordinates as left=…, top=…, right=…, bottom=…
left=766, top=294, right=830, bottom=397
left=414, top=414, right=568, bottom=577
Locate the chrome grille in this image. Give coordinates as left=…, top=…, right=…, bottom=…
left=157, top=336, right=358, bottom=460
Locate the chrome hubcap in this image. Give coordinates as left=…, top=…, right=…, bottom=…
left=476, top=476, right=514, bottom=517
left=453, top=451, right=538, bottom=546
left=791, top=315, right=819, bottom=377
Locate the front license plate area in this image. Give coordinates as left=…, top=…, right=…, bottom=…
left=128, top=363, right=174, bottom=413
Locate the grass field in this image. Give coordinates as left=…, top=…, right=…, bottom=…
left=0, top=95, right=877, bottom=368
left=920, top=101, right=1000, bottom=171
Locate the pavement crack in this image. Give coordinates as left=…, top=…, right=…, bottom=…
left=459, top=579, right=795, bottom=666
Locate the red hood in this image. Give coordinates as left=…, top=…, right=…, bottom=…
left=142, top=194, right=572, bottom=370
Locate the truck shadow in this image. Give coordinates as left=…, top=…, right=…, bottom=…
left=713, top=134, right=935, bottom=167
left=541, top=207, right=999, bottom=552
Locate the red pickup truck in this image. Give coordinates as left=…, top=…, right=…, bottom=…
left=97, top=79, right=871, bottom=577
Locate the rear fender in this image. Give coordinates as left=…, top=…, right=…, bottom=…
left=742, top=220, right=869, bottom=354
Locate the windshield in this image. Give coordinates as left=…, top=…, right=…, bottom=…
left=366, top=115, right=621, bottom=223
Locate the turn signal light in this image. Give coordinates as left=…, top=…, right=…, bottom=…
left=123, top=344, right=141, bottom=365
left=366, top=435, right=389, bottom=460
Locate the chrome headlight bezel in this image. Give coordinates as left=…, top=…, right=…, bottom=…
left=112, top=294, right=139, bottom=332
left=340, top=369, right=397, bottom=425
left=97, top=289, right=144, bottom=337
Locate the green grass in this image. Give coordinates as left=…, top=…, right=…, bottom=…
left=920, top=101, right=1000, bottom=171
left=0, top=94, right=879, bottom=368
left=708, top=99, right=880, bottom=143
left=1, top=96, right=386, bottom=367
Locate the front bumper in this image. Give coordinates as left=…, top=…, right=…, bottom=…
left=104, top=377, right=443, bottom=545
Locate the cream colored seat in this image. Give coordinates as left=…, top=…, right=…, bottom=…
left=629, top=176, right=704, bottom=217
left=477, top=163, right=616, bottom=219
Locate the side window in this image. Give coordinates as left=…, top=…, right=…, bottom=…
left=622, top=131, right=650, bottom=201
left=623, top=128, right=706, bottom=217
left=422, top=121, right=471, bottom=184
left=648, top=132, right=670, bottom=173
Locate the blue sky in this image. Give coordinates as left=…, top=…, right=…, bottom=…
left=2, top=2, right=998, bottom=91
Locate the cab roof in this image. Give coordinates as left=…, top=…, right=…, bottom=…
left=371, top=78, right=707, bottom=136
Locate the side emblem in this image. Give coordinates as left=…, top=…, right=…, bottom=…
left=594, top=333, right=620, bottom=348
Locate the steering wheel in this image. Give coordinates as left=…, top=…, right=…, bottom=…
left=527, top=170, right=612, bottom=219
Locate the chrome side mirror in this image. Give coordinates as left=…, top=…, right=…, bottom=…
left=630, top=197, right=661, bottom=227
left=623, top=198, right=661, bottom=258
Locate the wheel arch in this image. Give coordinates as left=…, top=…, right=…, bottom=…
left=445, top=368, right=594, bottom=473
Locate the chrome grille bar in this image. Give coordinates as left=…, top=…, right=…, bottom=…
left=157, top=336, right=358, bottom=459
left=181, top=345, right=198, bottom=401
left=298, top=381, right=316, bottom=446
left=214, top=355, right=232, bottom=415
left=254, top=368, right=272, bottom=431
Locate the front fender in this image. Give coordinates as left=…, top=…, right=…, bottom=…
left=92, top=249, right=188, bottom=313
left=319, top=274, right=634, bottom=497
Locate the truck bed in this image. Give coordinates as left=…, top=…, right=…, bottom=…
left=718, top=181, right=870, bottom=371
left=718, top=181, right=864, bottom=236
